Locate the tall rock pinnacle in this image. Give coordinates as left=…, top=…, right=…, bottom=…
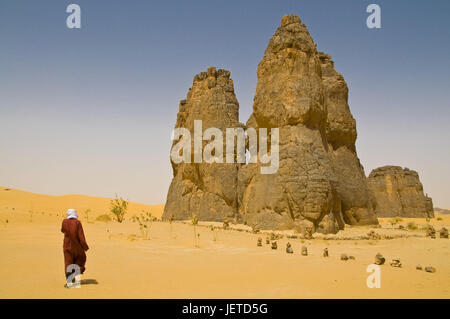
left=162, top=67, right=241, bottom=222
left=240, top=14, right=377, bottom=233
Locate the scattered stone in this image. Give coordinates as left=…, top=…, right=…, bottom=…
left=367, top=230, right=381, bottom=240
left=425, top=225, right=436, bottom=239
left=286, top=242, right=293, bottom=254
left=301, top=246, right=308, bottom=256
left=223, top=220, right=229, bottom=230
left=271, top=241, right=278, bottom=250
left=416, top=265, right=422, bottom=270
left=323, top=248, right=329, bottom=257
left=375, top=253, right=385, bottom=265
left=269, top=233, right=283, bottom=240
left=348, top=255, right=355, bottom=260
left=425, top=266, right=436, bottom=273
left=252, top=225, right=260, bottom=234
left=257, top=238, right=262, bottom=247
left=439, top=227, right=448, bottom=239
left=265, top=236, right=270, bottom=245
left=340, top=253, right=349, bottom=261
left=304, top=227, right=313, bottom=240
left=390, top=258, right=402, bottom=268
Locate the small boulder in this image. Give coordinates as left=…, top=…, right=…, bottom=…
left=340, top=253, right=349, bottom=261
left=301, top=246, right=308, bottom=256
left=375, top=253, right=385, bottom=265
left=425, top=225, right=436, bottom=238
left=416, top=265, right=422, bottom=270
left=265, top=236, right=270, bottom=245
left=286, top=242, right=293, bottom=254
left=390, top=258, right=402, bottom=267
left=323, top=248, right=329, bottom=257
left=271, top=241, right=278, bottom=250
left=257, top=237, right=262, bottom=247
left=425, top=266, right=436, bottom=273
left=304, top=226, right=313, bottom=240
left=367, top=230, right=381, bottom=240
left=439, top=227, right=448, bottom=239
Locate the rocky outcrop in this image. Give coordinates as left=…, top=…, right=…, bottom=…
left=163, top=14, right=380, bottom=233
left=162, top=67, right=241, bottom=221
left=367, top=166, right=434, bottom=218
left=238, top=14, right=377, bottom=233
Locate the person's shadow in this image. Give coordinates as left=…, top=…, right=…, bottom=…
left=80, top=279, right=99, bottom=285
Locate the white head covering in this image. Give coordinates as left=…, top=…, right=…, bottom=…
left=66, top=209, right=78, bottom=219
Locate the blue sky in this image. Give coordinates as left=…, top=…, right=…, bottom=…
left=1, top=0, right=449, bottom=207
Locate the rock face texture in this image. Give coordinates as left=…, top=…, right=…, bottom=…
left=163, top=67, right=241, bottom=221
left=320, top=53, right=377, bottom=226
left=238, top=14, right=377, bottom=233
left=163, top=14, right=380, bottom=233
left=367, top=166, right=434, bottom=218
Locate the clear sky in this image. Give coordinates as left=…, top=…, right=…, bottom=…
left=1, top=0, right=449, bottom=207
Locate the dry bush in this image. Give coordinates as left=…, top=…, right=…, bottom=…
left=110, top=195, right=128, bottom=223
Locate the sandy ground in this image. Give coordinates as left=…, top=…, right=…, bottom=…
left=0, top=187, right=449, bottom=299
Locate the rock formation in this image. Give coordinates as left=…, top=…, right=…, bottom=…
left=163, top=67, right=241, bottom=221
left=367, top=166, right=434, bottom=218
left=238, top=14, right=377, bottom=233
left=163, top=14, right=380, bottom=233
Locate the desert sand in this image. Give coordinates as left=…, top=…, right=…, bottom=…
left=0, top=186, right=449, bottom=299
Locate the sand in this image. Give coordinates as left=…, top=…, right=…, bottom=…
left=0, top=186, right=164, bottom=221
left=0, top=187, right=449, bottom=299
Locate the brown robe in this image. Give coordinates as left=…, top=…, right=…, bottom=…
left=61, top=218, right=89, bottom=275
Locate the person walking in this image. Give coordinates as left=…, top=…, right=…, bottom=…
left=61, top=209, right=89, bottom=286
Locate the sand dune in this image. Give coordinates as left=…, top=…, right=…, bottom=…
left=0, top=186, right=164, bottom=221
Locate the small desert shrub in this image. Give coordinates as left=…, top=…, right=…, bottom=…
left=110, top=195, right=128, bottom=223
left=211, top=225, right=218, bottom=242
left=191, top=214, right=199, bottom=247
left=96, top=214, right=112, bottom=223
left=131, top=211, right=154, bottom=240
left=84, top=209, right=91, bottom=222
left=436, top=217, right=443, bottom=221
left=390, top=217, right=403, bottom=227
left=407, top=222, right=418, bottom=230
left=169, top=213, right=175, bottom=237
left=425, top=217, right=431, bottom=223
left=127, top=234, right=137, bottom=242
